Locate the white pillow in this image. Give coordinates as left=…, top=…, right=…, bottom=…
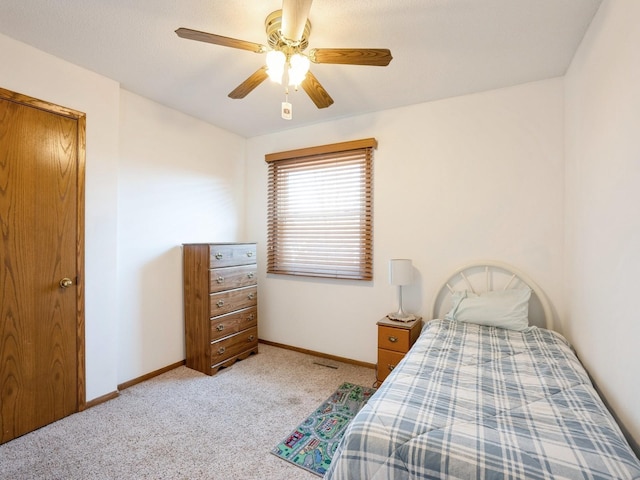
left=444, top=288, right=531, bottom=331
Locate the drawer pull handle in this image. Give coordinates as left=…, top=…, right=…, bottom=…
left=217, top=347, right=226, bottom=355
left=248, top=335, right=255, bottom=342
left=215, top=252, right=223, bottom=260
left=216, top=276, right=224, bottom=284
left=216, top=324, right=224, bottom=332
left=247, top=314, right=255, bottom=321
left=246, top=251, right=253, bottom=257
left=248, top=293, right=255, bottom=300
left=388, top=336, right=398, bottom=343
left=216, top=300, right=224, bottom=308
left=247, top=272, right=255, bottom=279
left=387, top=364, right=396, bottom=371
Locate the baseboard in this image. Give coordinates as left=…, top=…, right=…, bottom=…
left=117, top=360, right=186, bottom=391
left=84, top=390, right=119, bottom=409
left=259, top=339, right=376, bottom=370
left=83, top=360, right=186, bottom=410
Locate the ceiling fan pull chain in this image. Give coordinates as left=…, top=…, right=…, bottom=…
left=282, top=89, right=292, bottom=120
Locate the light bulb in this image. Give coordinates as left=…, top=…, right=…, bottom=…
left=288, top=53, right=310, bottom=86
left=266, top=50, right=286, bottom=84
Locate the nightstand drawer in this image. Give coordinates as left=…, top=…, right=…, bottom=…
left=378, top=325, right=411, bottom=352
left=377, top=349, right=405, bottom=382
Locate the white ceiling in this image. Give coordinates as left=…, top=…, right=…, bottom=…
left=0, top=0, right=602, bottom=138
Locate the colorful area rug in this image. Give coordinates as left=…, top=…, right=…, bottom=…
left=271, top=382, right=377, bottom=477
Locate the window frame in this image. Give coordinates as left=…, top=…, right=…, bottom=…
left=265, top=138, right=376, bottom=281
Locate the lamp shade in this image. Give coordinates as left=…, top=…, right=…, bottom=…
left=389, top=259, right=413, bottom=286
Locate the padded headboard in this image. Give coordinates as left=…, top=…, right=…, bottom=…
left=431, top=260, right=553, bottom=330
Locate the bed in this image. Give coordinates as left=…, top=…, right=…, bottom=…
left=325, top=261, right=640, bottom=479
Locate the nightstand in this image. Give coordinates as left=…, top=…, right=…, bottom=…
left=376, top=316, right=422, bottom=385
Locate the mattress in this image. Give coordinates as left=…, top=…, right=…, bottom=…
left=325, top=319, right=640, bottom=479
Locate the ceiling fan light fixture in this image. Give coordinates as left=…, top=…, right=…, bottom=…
left=177, top=1, right=391, bottom=109
left=266, top=50, right=286, bottom=83
left=288, top=53, right=310, bottom=86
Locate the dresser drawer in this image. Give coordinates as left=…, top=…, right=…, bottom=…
left=210, top=286, right=257, bottom=316
left=377, top=349, right=405, bottom=382
left=210, top=327, right=258, bottom=365
left=210, top=307, right=257, bottom=341
left=209, top=265, right=257, bottom=293
left=378, top=325, right=411, bottom=352
left=209, top=244, right=256, bottom=268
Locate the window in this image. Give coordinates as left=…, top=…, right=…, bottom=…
left=265, top=138, right=376, bottom=280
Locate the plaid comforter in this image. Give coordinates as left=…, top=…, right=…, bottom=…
left=325, top=319, right=640, bottom=479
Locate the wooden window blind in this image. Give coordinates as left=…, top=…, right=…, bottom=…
left=265, top=138, right=376, bottom=280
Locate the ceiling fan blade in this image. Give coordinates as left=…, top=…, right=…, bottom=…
left=175, top=27, right=266, bottom=53
left=301, top=70, right=334, bottom=109
left=309, top=48, right=393, bottom=67
left=228, top=67, right=269, bottom=99
left=281, top=0, right=313, bottom=42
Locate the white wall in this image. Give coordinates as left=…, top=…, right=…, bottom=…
left=246, top=78, right=565, bottom=364
left=0, top=33, right=248, bottom=397
left=0, top=33, right=120, bottom=401
left=564, top=0, right=640, bottom=448
left=117, top=91, right=246, bottom=383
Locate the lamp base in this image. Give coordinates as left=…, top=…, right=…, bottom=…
left=386, top=312, right=417, bottom=323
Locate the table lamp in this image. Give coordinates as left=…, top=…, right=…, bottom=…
left=388, top=258, right=416, bottom=322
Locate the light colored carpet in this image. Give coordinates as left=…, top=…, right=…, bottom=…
left=0, top=344, right=376, bottom=480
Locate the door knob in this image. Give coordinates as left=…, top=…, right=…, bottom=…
left=59, top=278, right=73, bottom=288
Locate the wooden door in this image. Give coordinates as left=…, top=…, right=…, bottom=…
left=0, top=88, right=85, bottom=444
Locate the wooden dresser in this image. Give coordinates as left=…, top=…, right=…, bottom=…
left=183, top=243, right=258, bottom=375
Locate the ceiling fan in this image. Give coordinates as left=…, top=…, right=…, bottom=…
left=175, top=0, right=393, bottom=111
